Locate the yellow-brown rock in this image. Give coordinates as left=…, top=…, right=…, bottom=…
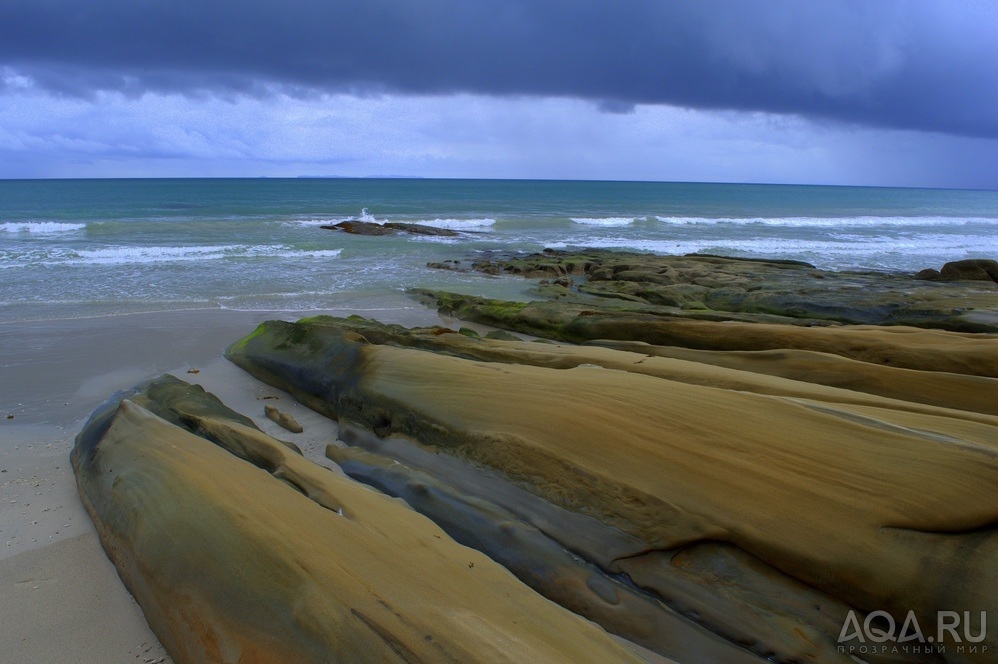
left=71, top=376, right=644, bottom=664
left=228, top=316, right=998, bottom=662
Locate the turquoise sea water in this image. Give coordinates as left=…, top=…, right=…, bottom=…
left=2, top=178, right=997, bottom=322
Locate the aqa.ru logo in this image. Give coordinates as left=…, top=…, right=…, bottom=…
left=838, top=610, right=988, bottom=656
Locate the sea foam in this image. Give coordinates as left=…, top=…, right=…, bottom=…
left=570, top=217, right=640, bottom=227
left=67, top=245, right=342, bottom=265
left=1, top=221, right=87, bottom=234
left=413, top=218, right=496, bottom=230
left=653, top=216, right=988, bottom=228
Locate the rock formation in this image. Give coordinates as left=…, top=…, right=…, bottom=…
left=939, top=259, right=998, bottom=283
left=321, top=220, right=459, bottom=236
left=425, top=249, right=998, bottom=332
left=73, top=249, right=998, bottom=664
left=71, top=375, right=645, bottom=663
left=264, top=403, right=303, bottom=433
left=227, top=315, right=998, bottom=663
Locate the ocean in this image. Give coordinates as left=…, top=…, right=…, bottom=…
left=2, top=178, right=997, bottom=323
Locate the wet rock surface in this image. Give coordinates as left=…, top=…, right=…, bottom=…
left=322, top=220, right=460, bottom=236
left=939, top=258, right=998, bottom=283
left=426, top=249, right=998, bottom=332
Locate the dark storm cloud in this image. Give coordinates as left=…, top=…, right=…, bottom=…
left=2, top=0, right=997, bottom=138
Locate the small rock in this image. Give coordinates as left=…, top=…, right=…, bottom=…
left=265, top=405, right=303, bottom=434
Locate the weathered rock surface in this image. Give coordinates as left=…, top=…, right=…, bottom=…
left=426, top=249, right=998, bottom=332
left=327, top=441, right=759, bottom=663
left=939, top=258, right=998, bottom=283
left=71, top=375, right=645, bottom=664
left=264, top=403, right=303, bottom=433
left=227, top=315, right=998, bottom=663
left=412, top=290, right=998, bottom=377
left=322, top=220, right=459, bottom=236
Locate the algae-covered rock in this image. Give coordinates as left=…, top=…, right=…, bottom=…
left=71, top=375, right=644, bottom=664
left=413, top=289, right=998, bottom=377
left=227, top=316, right=998, bottom=663
left=426, top=249, right=998, bottom=332
left=940, top=258, right=998, bottom=283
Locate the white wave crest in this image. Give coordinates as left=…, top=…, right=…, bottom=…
left=653, top=215, right=992, bottom=228
left=1, top=221, right=87, bottom=234
left=570, top=217, right=640, bottom=227
left=67, top=245, right=342, bottom=265
left=284, top=208, right=384, bottom=227
left=413, top=218, right=496, bottom=230
left=546, top=233, right=998, bottom=270
left=285, top=218, right=351, bottom=227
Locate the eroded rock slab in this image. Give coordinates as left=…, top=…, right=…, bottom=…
left=264, top=403, right=303, bottom=433
left=227, top=316, right=998, bottom=663
left=411, top=290, right=998, bottom=377
left=425, top=249, right=998, bottom=332
left=71, top=376, right=644, bottom=664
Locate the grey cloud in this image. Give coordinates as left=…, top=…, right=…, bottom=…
left=2, top=1, right=997, bottom=137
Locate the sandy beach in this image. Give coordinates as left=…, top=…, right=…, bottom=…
left=0, top=307, right=439, bottom=663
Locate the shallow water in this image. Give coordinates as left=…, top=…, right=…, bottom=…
left=2, top=178, right=996, bottom=323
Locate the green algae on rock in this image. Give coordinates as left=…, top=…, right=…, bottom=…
left=425, top=249, right=998, bottom=332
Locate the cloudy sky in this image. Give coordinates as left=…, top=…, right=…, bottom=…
left=2, top=1, right=997, bottom=188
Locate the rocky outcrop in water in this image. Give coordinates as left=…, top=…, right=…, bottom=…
left=939, top=259, right=998, bottom=283
left=226, top=315, right=998, bottom=663
left=322, top=220, right=459, bottom=236
left=71, top=375, right=644, bottom=663
left=426, top=249, right=998, bottom=331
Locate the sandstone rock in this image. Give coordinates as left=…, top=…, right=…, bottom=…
left=264, top=403, right=303, bottom=433
left=328, top=443, right=759, bottom=663
left=411, top=290, right=998, bottom=376
left=72, top=375, right=643, bottom=664
left=227, top=316, right=998, bottom=663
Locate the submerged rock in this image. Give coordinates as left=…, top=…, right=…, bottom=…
left=71, top=375, right=644, bottom=664
left=227, top=315, right=998, bottom=663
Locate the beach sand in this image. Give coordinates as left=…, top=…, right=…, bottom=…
left=0, top=307, right=439, bottom=663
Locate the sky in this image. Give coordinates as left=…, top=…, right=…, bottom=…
left=1, top=1, right=997, bottom=188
